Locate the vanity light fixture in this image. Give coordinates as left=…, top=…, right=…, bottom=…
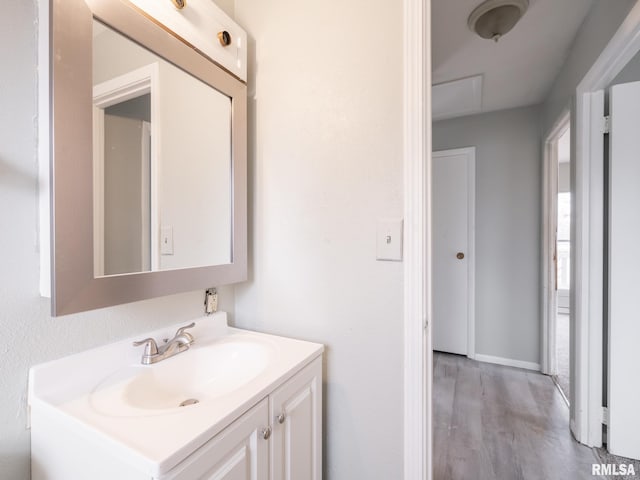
left=468, top=0, right=529, bottom=42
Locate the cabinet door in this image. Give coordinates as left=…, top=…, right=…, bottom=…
left=162, top=398, right=269, bottom=480
left=270, top=357, right=322, bottom=480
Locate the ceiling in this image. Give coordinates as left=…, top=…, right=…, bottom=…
left=432, top=0, right=595, bottom=119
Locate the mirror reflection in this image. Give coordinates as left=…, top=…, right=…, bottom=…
left=92, top=20, right=232, bottom=277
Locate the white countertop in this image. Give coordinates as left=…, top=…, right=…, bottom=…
left=28, top=312, right=323, bottom=476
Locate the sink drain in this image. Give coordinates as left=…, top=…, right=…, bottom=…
left=179, top=398, right=199, bottom=407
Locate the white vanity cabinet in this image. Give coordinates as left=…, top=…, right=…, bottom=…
left=29, top=314, right=324, bottom=480
left=163, top=399, right=269, bottom=480
left=270, top=359, right=322, bottom=480
left=32, top=358, right=322, bottom=480
left=165, top=357, right=322, bottom=480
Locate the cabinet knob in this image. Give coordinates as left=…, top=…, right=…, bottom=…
left=277, top=413, right=286, bottom=424
left=456, top=252, right=465, bottom=260
left=261, top=426, right=272, bottom=440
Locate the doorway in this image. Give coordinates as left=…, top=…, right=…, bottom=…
left=555, top=127, right=571, bottom=402
left=542, top=121, right=572, bottom=402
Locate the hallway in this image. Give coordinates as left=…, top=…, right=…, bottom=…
left=433, top=352, right=602, bottom=480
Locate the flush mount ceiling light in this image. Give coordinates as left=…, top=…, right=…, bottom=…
left=468, top=0, right=529, bottom=42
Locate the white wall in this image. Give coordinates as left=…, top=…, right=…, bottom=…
left=433, top=106, right=542, bottom=365
left=213, top=0, right=234, bottom=19
left=0, top=4, right=234, bottom=479
left=158, top=64, right=232, bottom=270
left=231, top=0, right=405, bottom=477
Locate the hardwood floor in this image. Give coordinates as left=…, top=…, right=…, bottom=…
left=433, top=352, right=604, bottom=480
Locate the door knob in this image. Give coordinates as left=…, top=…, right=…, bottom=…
left=456, top=252, right=465, bottom=260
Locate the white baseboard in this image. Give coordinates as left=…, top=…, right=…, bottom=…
left=474, top=353, right=541, bottom=372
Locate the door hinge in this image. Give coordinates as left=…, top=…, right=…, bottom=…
left=603, top=115, right=611, bottom=135
left=602, top=406, right=609, bottom=425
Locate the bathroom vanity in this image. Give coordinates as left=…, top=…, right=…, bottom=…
left=31, top=0, right=325, bottom=475
left=29, top=313, right=323, bottom=479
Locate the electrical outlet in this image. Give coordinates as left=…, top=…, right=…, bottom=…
left=160, top=226, right=174, bottom=255
left=205, top=288, right=218, bottom=314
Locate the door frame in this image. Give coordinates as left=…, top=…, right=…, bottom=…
left=573, top=0, right=640, bottom=448
left=92, top=63, right=160, bottom=276
left=541, top=111, right=570, bottom=376
left=432, top=147, right=476, bottom=359
left=403, top=0, right=430, bottom=478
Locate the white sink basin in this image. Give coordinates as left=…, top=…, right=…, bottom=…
left=29, top=312, right=324, bottom=476
left=89, top=337, right=274, bottom=417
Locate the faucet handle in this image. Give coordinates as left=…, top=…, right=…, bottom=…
left=133, top=338, right=159, bottom=356
left=174, top=322, right=196, bottom=342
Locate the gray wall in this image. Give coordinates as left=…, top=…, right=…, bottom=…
left=231, top=0, right=404, bottom=478
left=104, top=114, right=145, bottom=275
left=0, top=4, right=234, bottom=479
left=541, top=0, right=636, bottom=136
left=433, top=106, right=542, bottom=365
left=559, top=162, right=570, bottom=194
left=611, top=47, right=640, bottom=86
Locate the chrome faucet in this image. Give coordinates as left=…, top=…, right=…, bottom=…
left=133, top=322, right=195, bottom=365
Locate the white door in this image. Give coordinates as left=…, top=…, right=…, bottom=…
left=432, top=148, right=475, bottom=356
left=607, top=81, right=640, bottom=461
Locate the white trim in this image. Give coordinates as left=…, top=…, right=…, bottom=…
left=403, top=0, right=430, bottom=478
left=432, top=147, right=476, bottom=360
left=92, top=63, right=160, bottom=276
left=573, top=0, right=640, bottom=448
left=584, top=90, right=605, bottom=449
left=541, top=110, right=570, bottom=376
left=467, top=150, right=476, bottom=361
left=474, top=354, right=541, bottom=372
left=93, top=64, right=156, bottom=109
left=140, top=121, right=151, bottom=272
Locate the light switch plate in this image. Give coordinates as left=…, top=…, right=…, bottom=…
left=376, top=218, right=403, bottom=261
left=161, top=226, right=174, bottom=255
